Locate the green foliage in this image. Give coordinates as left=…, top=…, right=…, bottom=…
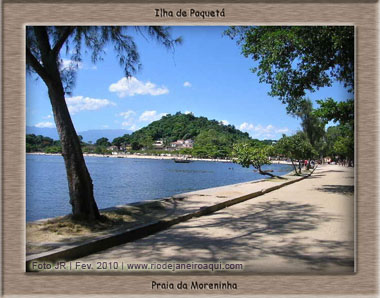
left=275, top=133, right=317, bottom=174
left=178, top=148, right=193, bottom=155
left=226, top=26, right=354, bottom=114
left=129, top=112, right=251, bottom=158
left=131, top=112, right=249, bottom=144
left=140, top=135, right=154, bottom=149
left=94, top=146, right=111, bottom=155
left=45, top=146, right=62, bottom=154
left=131, top=141, right=142, bottom=151
left=293, top=99, right=325, bottom=146
left=26, top=143, right=34, bottom=153
left=82, top=146, right=94, bottom=153
left=26, top=134, right=60, bottom=152
left=232, top=143, right=272, bottom=171
left=112, top=134, right=131, bottom=149
left=193, top=129, right=233, bottom=158
left=314, top=98, right=354, bottom=127
left=95, top=137, right=111, bottom=147
left=324, top=124, right=354, bottom=162
left=333, top=137, right=353, bottom=160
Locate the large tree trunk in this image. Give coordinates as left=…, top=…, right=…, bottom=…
left=47, top=79, right=101, bottom=221
left=28, top=26, right=101, bottom=221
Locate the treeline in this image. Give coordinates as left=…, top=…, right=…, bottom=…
left=27, top=113, right=273, bottom=158
left=26, top=110, right=353, bottom=166
left=26, top=134, right=62, bottom=153
left=233, top=98, right=354, bottom=177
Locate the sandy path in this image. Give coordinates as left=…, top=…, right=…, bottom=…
left=78, top=165, right=354, bottom=273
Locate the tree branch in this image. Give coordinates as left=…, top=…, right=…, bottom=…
left=33, top=26, right=51, bottom=59
left=52, top=27, right=75, bottom=56
left=26, top=46, right=51, bottom=84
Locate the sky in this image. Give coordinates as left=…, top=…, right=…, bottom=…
left=26, top=26, right=352, bottom=140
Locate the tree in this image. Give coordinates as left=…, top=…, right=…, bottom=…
left=95, top=137, right=111, bottom=147
left=324, top=124, right=354, bottom=165
left=112, top=136, right=125, bottom=150
left=292, top=99, right=325, bottom=167
left=225, top=26, right=354, bottom=114
left=293, top=99, right=325, bottom=148
left=26, top=26, right=180, bottom=221
left=314, top=98, right=354, bottom=127
left=233, top=143, right=281, bottom=178
left=26, top=134, right=56, bottom=152
left=314, top=98, right=354, bottom=165
left=140, top=135, right=154, bottom=150
left=194, top=129, right=232, bottom=158
left=275, top=133, right=317, bottom=175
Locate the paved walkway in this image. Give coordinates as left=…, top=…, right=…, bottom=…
left=77, top=165, right=354, bottom=273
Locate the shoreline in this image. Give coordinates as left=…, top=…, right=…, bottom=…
left=26, top=166, right=305, bottom=257
left=26, top=152, right=293, bottom=165
left=73, top=165, right=353, bottom=274
left=27, top=165, right=299, bottom=225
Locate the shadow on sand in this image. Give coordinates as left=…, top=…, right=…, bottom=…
left=81, top=200, right=354, bottom=272
left=316, top=185, right=354, bottom=195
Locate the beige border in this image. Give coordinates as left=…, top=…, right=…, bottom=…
left=2, top=2, right=378, bottom=296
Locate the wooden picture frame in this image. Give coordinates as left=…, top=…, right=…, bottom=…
left=2, top=0, right=378, bottom=296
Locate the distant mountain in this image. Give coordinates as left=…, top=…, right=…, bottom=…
left=26, top=126, right=132, bottom=143
left=26, top=126, right=59, bottom=140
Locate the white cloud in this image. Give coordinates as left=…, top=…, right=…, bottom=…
left=65, top=96, right=116, bottom=114
left=139, top=110, right=167, bottom=122
left=239, top=122, right=255, bottom=131
left=117, top=110, right=167, bottom=129
left=118, top=110, right=136, bottom=127
left=129, top=124, right=138, bottom=131
left=121, top=122, right=138, bottom=131
left=35, top=121, right=55, bottom=128
left=109, top=77, right=169, bottom=98
left=119, top=110, right=136, bottom=119
left=184, top=111, right=193, bottom=115
left=239, top=122, right=289, bottom=139
left=220, top=120, right=229, bottom=125
left=42, top=114, right=53, bottom=120
left=183, top=81, right=192, bottom=88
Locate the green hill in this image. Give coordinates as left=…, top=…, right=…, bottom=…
left=26, top=113, right=277, bottom=158
left=127, top=112, right=251, bottom=158
left=132, top=112, right=249, bottom=142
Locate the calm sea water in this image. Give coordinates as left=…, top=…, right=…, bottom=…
left=26, top=154, right=293, bottom=222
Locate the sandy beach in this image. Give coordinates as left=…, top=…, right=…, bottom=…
left=76, top=164, right=354, bottom=273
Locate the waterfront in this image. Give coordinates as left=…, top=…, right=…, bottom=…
left=26, top=154, right=293, bottom=222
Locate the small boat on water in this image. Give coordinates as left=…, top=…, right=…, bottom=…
left=174, top=158, right=191, bottom=163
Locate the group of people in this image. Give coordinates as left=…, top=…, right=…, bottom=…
left=303, top=159, right=315, bottom=169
